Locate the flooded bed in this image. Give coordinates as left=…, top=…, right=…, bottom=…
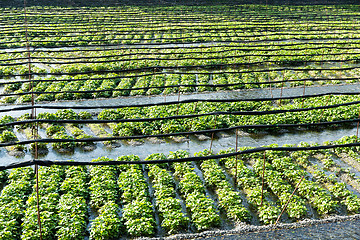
left=2, top=81, right=360, bottom=118
left=0, top=121, right=358, bottom=166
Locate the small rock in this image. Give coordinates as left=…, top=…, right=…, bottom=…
left=147, top=137, right=165, bottom=144
left=83, top=145, right=96, bottom=151
left=104, top=141, right=121, bottom=148
left=170, top=136, right=189, bottom=143
left=56, top=148, right=74, bottom=154
left=236, top=130, right=250, bottom=136
left=216, top=132, right=231, bottom=138
left=195, top=134, right=211, bottom=141
left=127, top=139, right=144, bottom=146
left=8, top=150, right=25, bottom=157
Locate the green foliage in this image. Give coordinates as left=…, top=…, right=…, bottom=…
left=146, top=154, right=188, bottom=234
left=46, top=125, right=65, bottom=136
left=90, top=201, right=123, bottom=240
left=52, top=132, right=75, bottom=150
left=122, top=200, right=155, bottom=237
left=0, top=130, right=17, bottom=143
left=57, top=195, right=88, bottom=240
left=89, top=157, right=118, bottom=209
left=169, top=150, right=220, bottom=231
left=196, top=149, right=250, bottom=222
left=117, top=155, right=155, bottom=236
left=78, top=111, right=92, bottom=120
left=55, top=109, right=78, bottom=120
left=22, top=166, right=65, bottom=240
left=0, top=115, right=14, bottom=132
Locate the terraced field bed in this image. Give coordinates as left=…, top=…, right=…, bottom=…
left=1, top=3, right=360, bottom=240
left=1, top=142, right=360, bottom=239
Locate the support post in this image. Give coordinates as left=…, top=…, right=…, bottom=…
left=209, top=115, right=217, bottom=152
left=234, top=129, right=239, bottom=186
left=356, top=107, right=360, bottom=142
left=274, top=175, right=305, bottom=227
left=176, top=88, right=181, bottom=115
left=24, top=1, right=42, bottom=239
left=261, top=151, right=266, bottom=206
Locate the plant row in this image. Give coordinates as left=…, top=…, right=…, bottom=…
left=168, top=150, right=220, bottom=231
left=218, top=148, right=281, bottom=224
left=57, top=165, right=89, bottom=240
left=98, top=94, right=360, bottom=136
left=0, top=167, right=32, bottom=239
left=3, top=92, right=360, bottom=150
left=21, top=165, right=65, bottom=240
left=3, top=67, right=359, bottom=105
left=292, top=141, right=360, bottom=213
left=145, top=153, right=189, bottom=234
left=89, top=157, right=122, bottom=239
left=117, top=155, right=156, bottom=237
left=195, top=149, right=250, bottom=223
left=0, top=142, right=360, bottom=238
left=265, top=149, right=338, bottom=215
left=250, top=152, right=308, bottom=219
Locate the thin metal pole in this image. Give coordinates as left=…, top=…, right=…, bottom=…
left=268, top=68, right=273, bottom=99
left=24, top=1, right=42, bottom=239
left=209, top=115, right=217, bottom=152
left=274, top=175, right=305, bottom=227
left=301, top=79, right=306, bottom=109
left=356, top=107, right=360, bottom=142
left=35, top=164, right=43, bottom=240
left=279, top=75, right=284, bottom=106
left=261, top=151, right=266, bottom=206
left=176, top=88, right=181, bottom=115
left=189, top=102, right=198, bottom=131
left=234, top=129, right=239, bottom=186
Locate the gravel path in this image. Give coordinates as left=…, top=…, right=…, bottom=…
left=146, top=215, right=360, bottom=240
left=197, top=220, right=360, bottom=240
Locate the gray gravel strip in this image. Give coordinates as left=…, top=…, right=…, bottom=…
left=142, top=214, right=360, bottom=240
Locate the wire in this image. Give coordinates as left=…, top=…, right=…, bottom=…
left=0, top=117, right=359, bottom=148
left=2, top=40, right=359, bottom=55
left=2, top=53, right=359, bottom=66
left=1, top=64, right=359, bottom=79
left=1, top=141, right=359, bottom=170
